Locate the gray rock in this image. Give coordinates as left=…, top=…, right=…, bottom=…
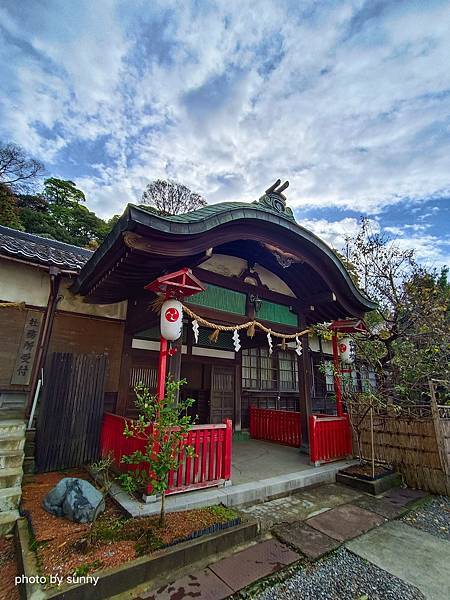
left=42, top=477, right=105, bottom=523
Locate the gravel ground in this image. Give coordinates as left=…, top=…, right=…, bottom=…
left=255, top=547, right=424, bottom=600
left=402, top=496, right=449, bottom=541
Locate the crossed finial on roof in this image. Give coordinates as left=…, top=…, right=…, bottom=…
left=265, top=179, right=289, bottom=200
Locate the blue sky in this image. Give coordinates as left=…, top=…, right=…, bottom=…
left=0, top=0, right=449, bottom=267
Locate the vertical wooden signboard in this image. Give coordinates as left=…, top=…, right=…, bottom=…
left=11, top=309, right=43, bottom=386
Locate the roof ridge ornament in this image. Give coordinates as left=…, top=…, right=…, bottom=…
left=253, top=179, right=295, bottom=220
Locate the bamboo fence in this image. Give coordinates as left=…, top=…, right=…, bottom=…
left=353, top=397, right=450, bottom=495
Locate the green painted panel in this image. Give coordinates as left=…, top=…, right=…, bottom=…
left=188, top=284, right=246, bottom=315
left=257, top=300, right=298, bottom=326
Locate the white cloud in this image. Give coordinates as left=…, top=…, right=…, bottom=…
left=303, top=217, right=449, bottom=269
left=0, top=0, right=449, bottom=223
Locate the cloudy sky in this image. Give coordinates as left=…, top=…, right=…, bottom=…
left=0, top=0, right=449, bottom=267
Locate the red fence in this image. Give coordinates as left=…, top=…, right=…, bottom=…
left=100, top=413, right=232, bottom=496
left=309, top=414, right=352, bottom=465
left=249, top=406, right=301, bottom=447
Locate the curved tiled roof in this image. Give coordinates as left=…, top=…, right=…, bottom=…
left=0, top=225, right=92, bottom=271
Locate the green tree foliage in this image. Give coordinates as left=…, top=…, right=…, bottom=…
left=119, top=379, right=196, bottom=527
left=0, top=184, right=24, bottom=230
left=0, top=141, right=120, bottom=248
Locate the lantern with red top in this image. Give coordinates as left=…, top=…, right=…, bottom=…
left=330, top=318, right=367, bottom=416
left=144, top=268, right=206, bottom=400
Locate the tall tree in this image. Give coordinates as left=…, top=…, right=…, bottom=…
left=0, top=142, right=44, bottom=191
left=342, top=218, right=449, bottom=403
left=141, top=179, right=206, bottom=215
left=0, top=184, right=24, bottom=230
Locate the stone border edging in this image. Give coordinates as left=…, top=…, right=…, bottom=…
left=15, top=516, right=259, bottom=600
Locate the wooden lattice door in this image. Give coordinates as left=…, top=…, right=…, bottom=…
left=210, top=365, right=234, bottom=424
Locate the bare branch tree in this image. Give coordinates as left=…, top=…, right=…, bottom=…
left=141, top=179, right=206, bottom=215
left=0, top=142, right=44, bottom=191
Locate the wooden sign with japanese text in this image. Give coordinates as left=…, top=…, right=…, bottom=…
left=11, top=310, right=43, bottom=386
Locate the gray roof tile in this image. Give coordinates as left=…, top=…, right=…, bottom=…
left=0, top=225, right=92, bottom=271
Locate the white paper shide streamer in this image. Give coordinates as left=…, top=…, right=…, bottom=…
left=192, top=319, right=199, bottom=344
left=232, top=329, right=241, bottom=352
left=267, top=331, right=273, bottom=355
left=295, top=336, right=303, bottom=356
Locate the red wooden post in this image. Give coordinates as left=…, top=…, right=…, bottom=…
left=223, top=419, right=232, bottom=481
left=332, top=333, right=344, bottom=417
left=157, top=336, right=168, bottom=401
left=309, top=415, right=317, bottom=464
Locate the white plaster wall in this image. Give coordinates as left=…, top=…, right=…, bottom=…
left=58, top=278, right=127, bottom=320
left=0, top=258, right=49, bottom=307
left=200, top=253, right=295, bottom=297
left=0, top=257, right=127, bottom=320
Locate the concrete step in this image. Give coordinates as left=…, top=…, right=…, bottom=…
left=0, top=419, right=26, bottom=436
left=0, top=434, right=25, bottom=453
left=0, top=450, right=24, bottom=470
left=0, top=486, right=21, bottom=511
left=0, top=509, right=19, bottom=535
left=0, top=466, right=22, bottom=489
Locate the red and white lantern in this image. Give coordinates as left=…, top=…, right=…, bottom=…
left=160, top=299, right=183, bottom=341
left=339, top=336, right=355, bottom=364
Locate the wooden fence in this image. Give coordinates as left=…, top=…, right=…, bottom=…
left=353, top=404, right=450, bottom=495
left=36, top=352, right=106, bottom=472
left=309, top=414, right=353, bottom=465
left=249, top=406, right=301, bottom=447
left=100, top=412, right=232, bottom=496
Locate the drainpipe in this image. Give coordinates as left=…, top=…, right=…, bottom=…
left=26, top=266, right=63, bottom=423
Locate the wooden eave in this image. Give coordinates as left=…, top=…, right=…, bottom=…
left=72, top=203, right=376, bottom=323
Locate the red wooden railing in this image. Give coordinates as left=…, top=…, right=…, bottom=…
left=249, top=406, right=301, bottom=447
left=309, top=414, right=352, bottom=465
left=100, top=413, right=232, bottom=496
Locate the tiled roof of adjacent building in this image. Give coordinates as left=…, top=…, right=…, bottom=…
left=0, top=225, right=92, bottom=271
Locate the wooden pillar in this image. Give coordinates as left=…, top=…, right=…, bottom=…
left=332, top=332, right=343, bottom=417
left=168, top=334, right=183, bottom=402
left=298, top=319, right=312, bottom=451
left=116, top=331, right=133, bottom=415
left=234, top=362, right=242, bottom=431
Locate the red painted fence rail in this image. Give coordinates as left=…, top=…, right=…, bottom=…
left=249, top=406, right=301, bottom=447
left=100, top=413, right=232, bottom=496
left=309, top=414, right=352, bottom=465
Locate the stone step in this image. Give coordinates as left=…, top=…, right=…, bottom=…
left=0, top=450, right=24, bottom=470
left=0, top=509, right=20, bottom=535
left=0, top=434, right=25, bottom=453
left=0, top=466, right=22, bottom=489
left=0, top=419, right=26, bottom=436
left=0, top=486, right=21, bottom=511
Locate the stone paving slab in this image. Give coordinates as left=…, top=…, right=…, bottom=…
left=138, top=568, right=234, bottom=600
left=346, top=520, right=450, bottom=600
left=307, top=503, right=385, bottom=542
left=352, top=487, right=428, bottom=519
left=240, top=483, right=361, bottom=529
left=383, top=487, right=428, bottom=505
left=209, top=539, right=300, bottom=592
left=273, top=521, right=340, bottom=559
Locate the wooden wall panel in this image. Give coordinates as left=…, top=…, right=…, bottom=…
left=0, top=306, right=33, bottom=390
left=48, top=313, right=125, bottom=392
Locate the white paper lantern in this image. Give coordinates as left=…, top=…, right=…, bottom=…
left=339, top=336, right=355, bottom=364
left=160, top=299, right=183, bottom=341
